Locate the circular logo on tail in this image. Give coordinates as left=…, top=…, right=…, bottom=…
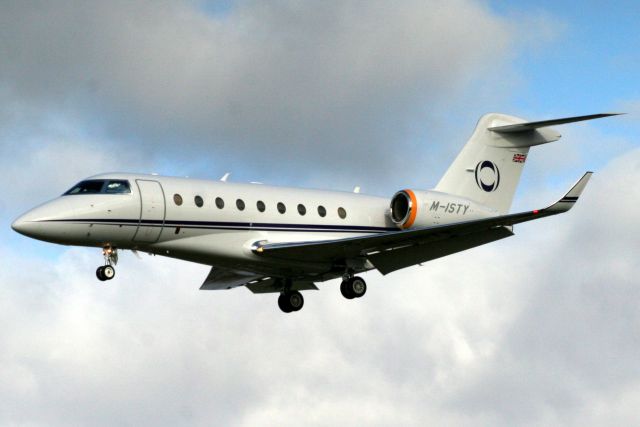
left=475, top=160, right=500, bottom=192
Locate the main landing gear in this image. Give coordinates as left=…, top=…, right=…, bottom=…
left=340, top=276, right=367, bottom=299
left=96, top=246, right=118, bottom=282
left=276, top=275, right=367, bottom=313
left=278, top=290, right=304, bottom=313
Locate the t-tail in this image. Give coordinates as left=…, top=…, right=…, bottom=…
left=435, top=113, right=620, bottom=214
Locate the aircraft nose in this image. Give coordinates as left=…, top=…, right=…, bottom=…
left=12, top=197, right=82, bottom=243
left=11, top=198, right=71, bottom=241
left=11, top=211, right=41, bottom=238
left=11, top=216, right=26, bottom=233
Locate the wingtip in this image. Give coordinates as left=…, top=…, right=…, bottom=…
left=572, top=171, right=593, bottom=192
left=549, top=172, right=592, bottom=209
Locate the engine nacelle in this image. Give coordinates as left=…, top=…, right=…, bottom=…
left=389, top=189, right=497, bottom=229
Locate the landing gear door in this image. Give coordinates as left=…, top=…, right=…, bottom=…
left=133, top=180, right=166, bottom=243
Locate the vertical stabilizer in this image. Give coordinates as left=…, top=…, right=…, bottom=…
left=435, top=112, right=619, bottom=213
left=435, top=113, right=562, bottom=213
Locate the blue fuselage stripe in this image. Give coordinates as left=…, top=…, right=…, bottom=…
left=44, top=218, right=395, bottom=233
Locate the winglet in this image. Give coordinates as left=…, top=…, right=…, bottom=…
left=544, top=172, right=593, bottom=213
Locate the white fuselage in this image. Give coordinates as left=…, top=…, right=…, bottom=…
left=12, top=173, right=495, bottom=282
left=14, top=173, right=394, bottom=280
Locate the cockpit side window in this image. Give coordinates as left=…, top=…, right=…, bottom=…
left=63, top=179, right=132, bottom=195
left=64, top=180, right=106, bottom=195
left=104, top=180, right=131, bottom=194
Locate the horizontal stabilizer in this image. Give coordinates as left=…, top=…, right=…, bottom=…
left=488, top=113, right=622, bottom=133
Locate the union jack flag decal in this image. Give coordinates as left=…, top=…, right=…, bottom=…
left=513, top=153, right=527, bottom=163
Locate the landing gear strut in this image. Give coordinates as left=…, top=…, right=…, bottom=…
left=278, top=291, right=304, bottom=313
left=96, top=246, right=118, bottom=282
left=340, top=276, right=367, bottom=299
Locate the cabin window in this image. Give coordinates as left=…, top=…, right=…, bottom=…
left=277, top=202, right=286, bottom=214
left=297, top=204, right=306, bottom=215
left=104, top=180, right=131, bottom=194
left=236, top=199, right=245, bottom=211
left=174, top=194, right=183, bottom=206
left=215, top=197, right=224, bottom=209
left=338, top=207, right=347, bottom=219
left=194, top=195, right=204, bottom=207
left=317, top=205, right=326, bottom=217
left=257, top=200, right=266, bottom=212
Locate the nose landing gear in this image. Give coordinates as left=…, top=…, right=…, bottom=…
left=96, top=246, right=118, bottom=282
left=96, top=265, right=115, bottom=281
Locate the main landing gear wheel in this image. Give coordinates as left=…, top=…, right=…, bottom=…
left=96, top=265, right=115, bottom=281
left=278, top=291, right=304, bottom=313
left=340, top=276, right=367, bottom=299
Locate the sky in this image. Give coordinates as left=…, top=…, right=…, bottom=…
left=1, top=1, right=639, bottom=425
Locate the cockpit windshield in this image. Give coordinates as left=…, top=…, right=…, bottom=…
left=63, top=180, right=131, bottom=195
left=104, top=180, right=131, bottom=194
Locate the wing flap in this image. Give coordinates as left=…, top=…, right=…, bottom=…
left=200, top=268, right=263, bottom=290
left=246, top=279, right=318, bottom=294
left=368, top=226, right=514, bottom=274
left=199, top=267, right=319, bottom=293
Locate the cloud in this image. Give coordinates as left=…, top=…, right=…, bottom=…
left=0, top=0, right=562, bottom=250
left=0, top=0, right=535, bottom=188
left=2, top=147, right=637, bottom=426
left=0, top=136, right=140, bottom=214
left=4, top=1, right=639, bottom=426
left=448, top=147, right=640, bottom=426
left=0, top=232, right=521, bottom=426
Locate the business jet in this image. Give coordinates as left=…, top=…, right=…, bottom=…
left=12, top=113, right=618, bottom=313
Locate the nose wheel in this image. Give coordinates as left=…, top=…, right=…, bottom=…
left=340, top=276, right=367, bottom=299
left=96, top=246, right=118, bottom=282
left=96, top=265, right=115, bottom=281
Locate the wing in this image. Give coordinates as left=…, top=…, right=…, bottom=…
left=254, top=172, right=592, bottom=274
left=200, top=267, right=318, bottom=293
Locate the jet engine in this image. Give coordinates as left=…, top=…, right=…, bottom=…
left=389, top=189, right=495, bottom=229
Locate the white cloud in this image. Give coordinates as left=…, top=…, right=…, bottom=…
left=4, top=148, right=639, bottom=426
left=448, top=147, right=640, bottom=426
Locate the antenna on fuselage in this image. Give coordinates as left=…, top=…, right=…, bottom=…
left=220, top=172, right=230, bottom=182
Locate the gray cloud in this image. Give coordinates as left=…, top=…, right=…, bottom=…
left=0, top=0, right=527, bottom=188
